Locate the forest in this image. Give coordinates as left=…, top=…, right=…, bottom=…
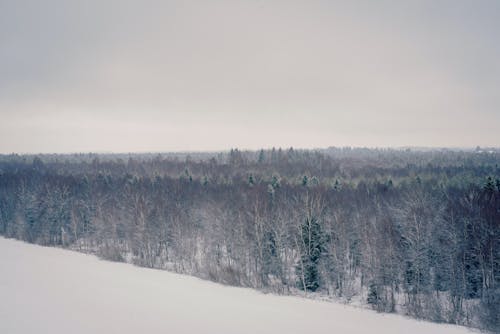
left=0, top=147, right=498, bottom=332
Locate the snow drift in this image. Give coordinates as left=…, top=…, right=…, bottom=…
left=0, top=237, right=473, bottom=334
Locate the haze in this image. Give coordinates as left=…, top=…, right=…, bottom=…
left=1, top=0, right=499, bottom=153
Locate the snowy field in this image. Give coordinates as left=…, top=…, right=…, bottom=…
left=0, top=237, right=473, bottom=334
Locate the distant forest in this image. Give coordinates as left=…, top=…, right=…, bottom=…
left=0, top=147, right=498, bottom=331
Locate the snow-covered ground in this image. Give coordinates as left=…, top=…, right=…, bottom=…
left=0, top=237, right=474, bottom=334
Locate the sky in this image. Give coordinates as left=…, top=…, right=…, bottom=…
left=1, top=0, right=499, bottom=153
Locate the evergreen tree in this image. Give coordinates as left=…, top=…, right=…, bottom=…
left=258, top=149, right=265, bottom=163
left=248, top=174, right=255, bottom=186
left=302, top=175, right=308, bottom=187
left=296, top=217, right=325, bottom=292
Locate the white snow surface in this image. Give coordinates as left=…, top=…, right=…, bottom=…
left=0, top=237, right=474, bottom=334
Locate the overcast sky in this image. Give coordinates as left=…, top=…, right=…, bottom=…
left=1, top=0, right=499, bottom=153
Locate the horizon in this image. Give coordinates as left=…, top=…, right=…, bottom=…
left=1, top=145, right=499, bottom=156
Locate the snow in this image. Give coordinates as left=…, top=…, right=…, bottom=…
left=0, top=237, right=473, bottom=334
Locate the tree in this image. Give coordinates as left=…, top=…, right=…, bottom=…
left=258, top=149, right=265, bottom=163
left=296, top=216, right=325, bottom=292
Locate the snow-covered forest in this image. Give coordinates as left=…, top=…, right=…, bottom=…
left=0, top=147, right=498, bottom=332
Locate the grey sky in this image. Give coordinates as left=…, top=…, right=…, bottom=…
left=1, top=0, right=499, bottom=153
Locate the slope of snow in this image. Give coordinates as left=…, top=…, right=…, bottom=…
left=0, top=237, right=473, bottom=334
